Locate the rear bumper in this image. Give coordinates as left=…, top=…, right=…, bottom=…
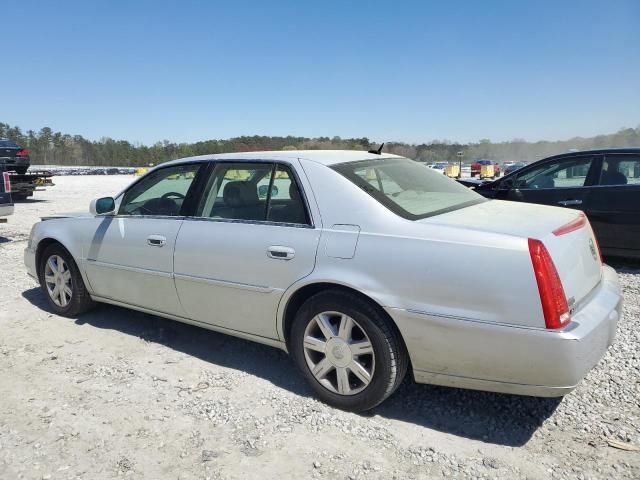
left=1, top=157, right=30, bottom=168
left=387, top=265, right=621, bottom=397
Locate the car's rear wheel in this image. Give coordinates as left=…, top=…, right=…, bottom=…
left=290, top=289, right=408, bottom=412
left=38, top=243, right=95, bottom=317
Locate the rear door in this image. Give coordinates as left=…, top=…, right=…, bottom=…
left=588, top=153, right=640, bottom=256
left=504, top=154, right=600, bottom=212
left=173, top=160, right=320, bottom=339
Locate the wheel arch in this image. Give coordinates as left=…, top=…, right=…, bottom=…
left=280, top=282, right=409, bottom=363
left=35, top=237, right=82, bottom=279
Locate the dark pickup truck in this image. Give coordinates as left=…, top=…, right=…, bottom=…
left=0, top=171, right=14, bottom=223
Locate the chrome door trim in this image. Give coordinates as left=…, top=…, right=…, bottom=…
left=184, top=216, right=315, bottom=229
left=173, top=272, right=275, bottom=293
left=84, top=258, right=173, bottom=278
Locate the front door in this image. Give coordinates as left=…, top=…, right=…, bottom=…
left=505, top=154, right=600, bottom=213
left=84, top=163, right=202, bottom=315
left=173, top=160, right=320, bottom=339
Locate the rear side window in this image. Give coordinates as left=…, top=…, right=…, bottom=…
left=196, top=162, right=310, bottom=225
left=601, top=155, right=640, bottom=186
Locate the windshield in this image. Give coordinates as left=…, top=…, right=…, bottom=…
left=333, top=158, right=486, bottom=220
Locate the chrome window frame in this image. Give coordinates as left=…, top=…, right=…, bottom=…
left=188, top=159, right=316, bottom=229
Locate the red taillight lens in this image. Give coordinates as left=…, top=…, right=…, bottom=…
left=552, top=213, right=587, bottom=236
left=16, top=149, right=29, bottom=157
left=528, top=238, right=571, bottom=329
left=3, top=172, right=11, bottom=193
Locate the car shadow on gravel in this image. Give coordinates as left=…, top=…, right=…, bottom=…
left=21, top=287, right=311, bottom=398
left=371, top=379, right=561, bottom=446
left=12, top=198, right=48, bottom=203
left=22, top=286, right=561, bottom=447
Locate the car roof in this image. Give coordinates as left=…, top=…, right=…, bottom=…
left=160, top=150, right=405, bottom=168
left=540, top=147, right=640, bottom=161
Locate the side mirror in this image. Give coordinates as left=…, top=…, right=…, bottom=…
left=498, top=177, right=515, bottom=190
left=90, top=197, right=116, bottom=215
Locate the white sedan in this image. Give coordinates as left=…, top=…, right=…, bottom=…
left=24, top=150, right=622, bottom=411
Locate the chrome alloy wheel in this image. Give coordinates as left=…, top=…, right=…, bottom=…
left=44, top=255, right=73, bottom=307
left=303, top=311, right=375, bottom=395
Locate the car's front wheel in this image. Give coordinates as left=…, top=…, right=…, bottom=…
left=290, top=290, right=408, bottom=412
left=38, top=243, right=95, bottom=317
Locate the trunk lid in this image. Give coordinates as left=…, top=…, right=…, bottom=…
left=420, top=199, right=602, bottom=309
left=0, top=147, right=19, bottom=159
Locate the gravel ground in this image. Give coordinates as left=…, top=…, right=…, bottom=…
left=0, top=175, right=638, bottom=480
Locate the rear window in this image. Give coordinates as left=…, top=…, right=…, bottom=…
left=0, top=140, right=19, bottom=148
left=332, top=158, right=486, bottom=220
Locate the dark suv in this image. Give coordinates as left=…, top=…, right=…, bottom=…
left=0, top=139, right=30, bottom=174
left=475, top=148, right=640, bottom=259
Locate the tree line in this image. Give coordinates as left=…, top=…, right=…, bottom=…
left=1, top=122, right=638, bottom=167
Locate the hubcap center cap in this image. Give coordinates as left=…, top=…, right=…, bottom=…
left=325, top=338, right=351, bottom=368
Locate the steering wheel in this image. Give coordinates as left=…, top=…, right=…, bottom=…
left=161, top=192, right=185, bottom=200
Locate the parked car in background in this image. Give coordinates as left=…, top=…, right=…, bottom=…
left=503, top=161, right=527, bottom=175
left=0, top=171, right=14, bottom=222
left=25, top=150, right=621, bottom=411
left=425, top=162, right=448, bottom=174
left=470, top=159, right=500, bottom=178
left=475, top=148, right=640, bottom=259
left=0, top=139, right=31, bottom=174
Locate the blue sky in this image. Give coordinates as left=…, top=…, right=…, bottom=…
left=4, top=0, right=639, bottom=145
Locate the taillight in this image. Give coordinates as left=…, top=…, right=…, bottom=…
left=2, top=172, right=11, bottom=193
left=528, top=238, right=571, bottom=329
left=552, top=213, right=587, bottom=236
left=16, top=149, right=29, bottom=157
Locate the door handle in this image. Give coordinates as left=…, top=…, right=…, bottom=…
left=267, top=246, right=295, bottom=260
left=147, top=235, right=166, bottom=247
left=558, top=199, right=583, bottom=206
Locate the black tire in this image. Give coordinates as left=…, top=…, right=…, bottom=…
left=290, top=289, right=408, bottom=412
left=38, top=243, right=95, bottom=317
left=14, top=166, right=29, bottom=174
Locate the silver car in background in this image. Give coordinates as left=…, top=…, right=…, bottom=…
left=24, top=151, right=622, bottom=411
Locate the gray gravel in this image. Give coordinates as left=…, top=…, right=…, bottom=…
left=0, top=175, right=638, bottom=479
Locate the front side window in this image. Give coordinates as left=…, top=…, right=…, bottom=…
left=119, top=164, right=200, bottom=216
left=515, top=156, right=594, bottom=189
left=332, top=158, right=485, bottom=220
left=601, top=155, right=640, bottom=186
left=196, top=162, right=310, bottom=225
